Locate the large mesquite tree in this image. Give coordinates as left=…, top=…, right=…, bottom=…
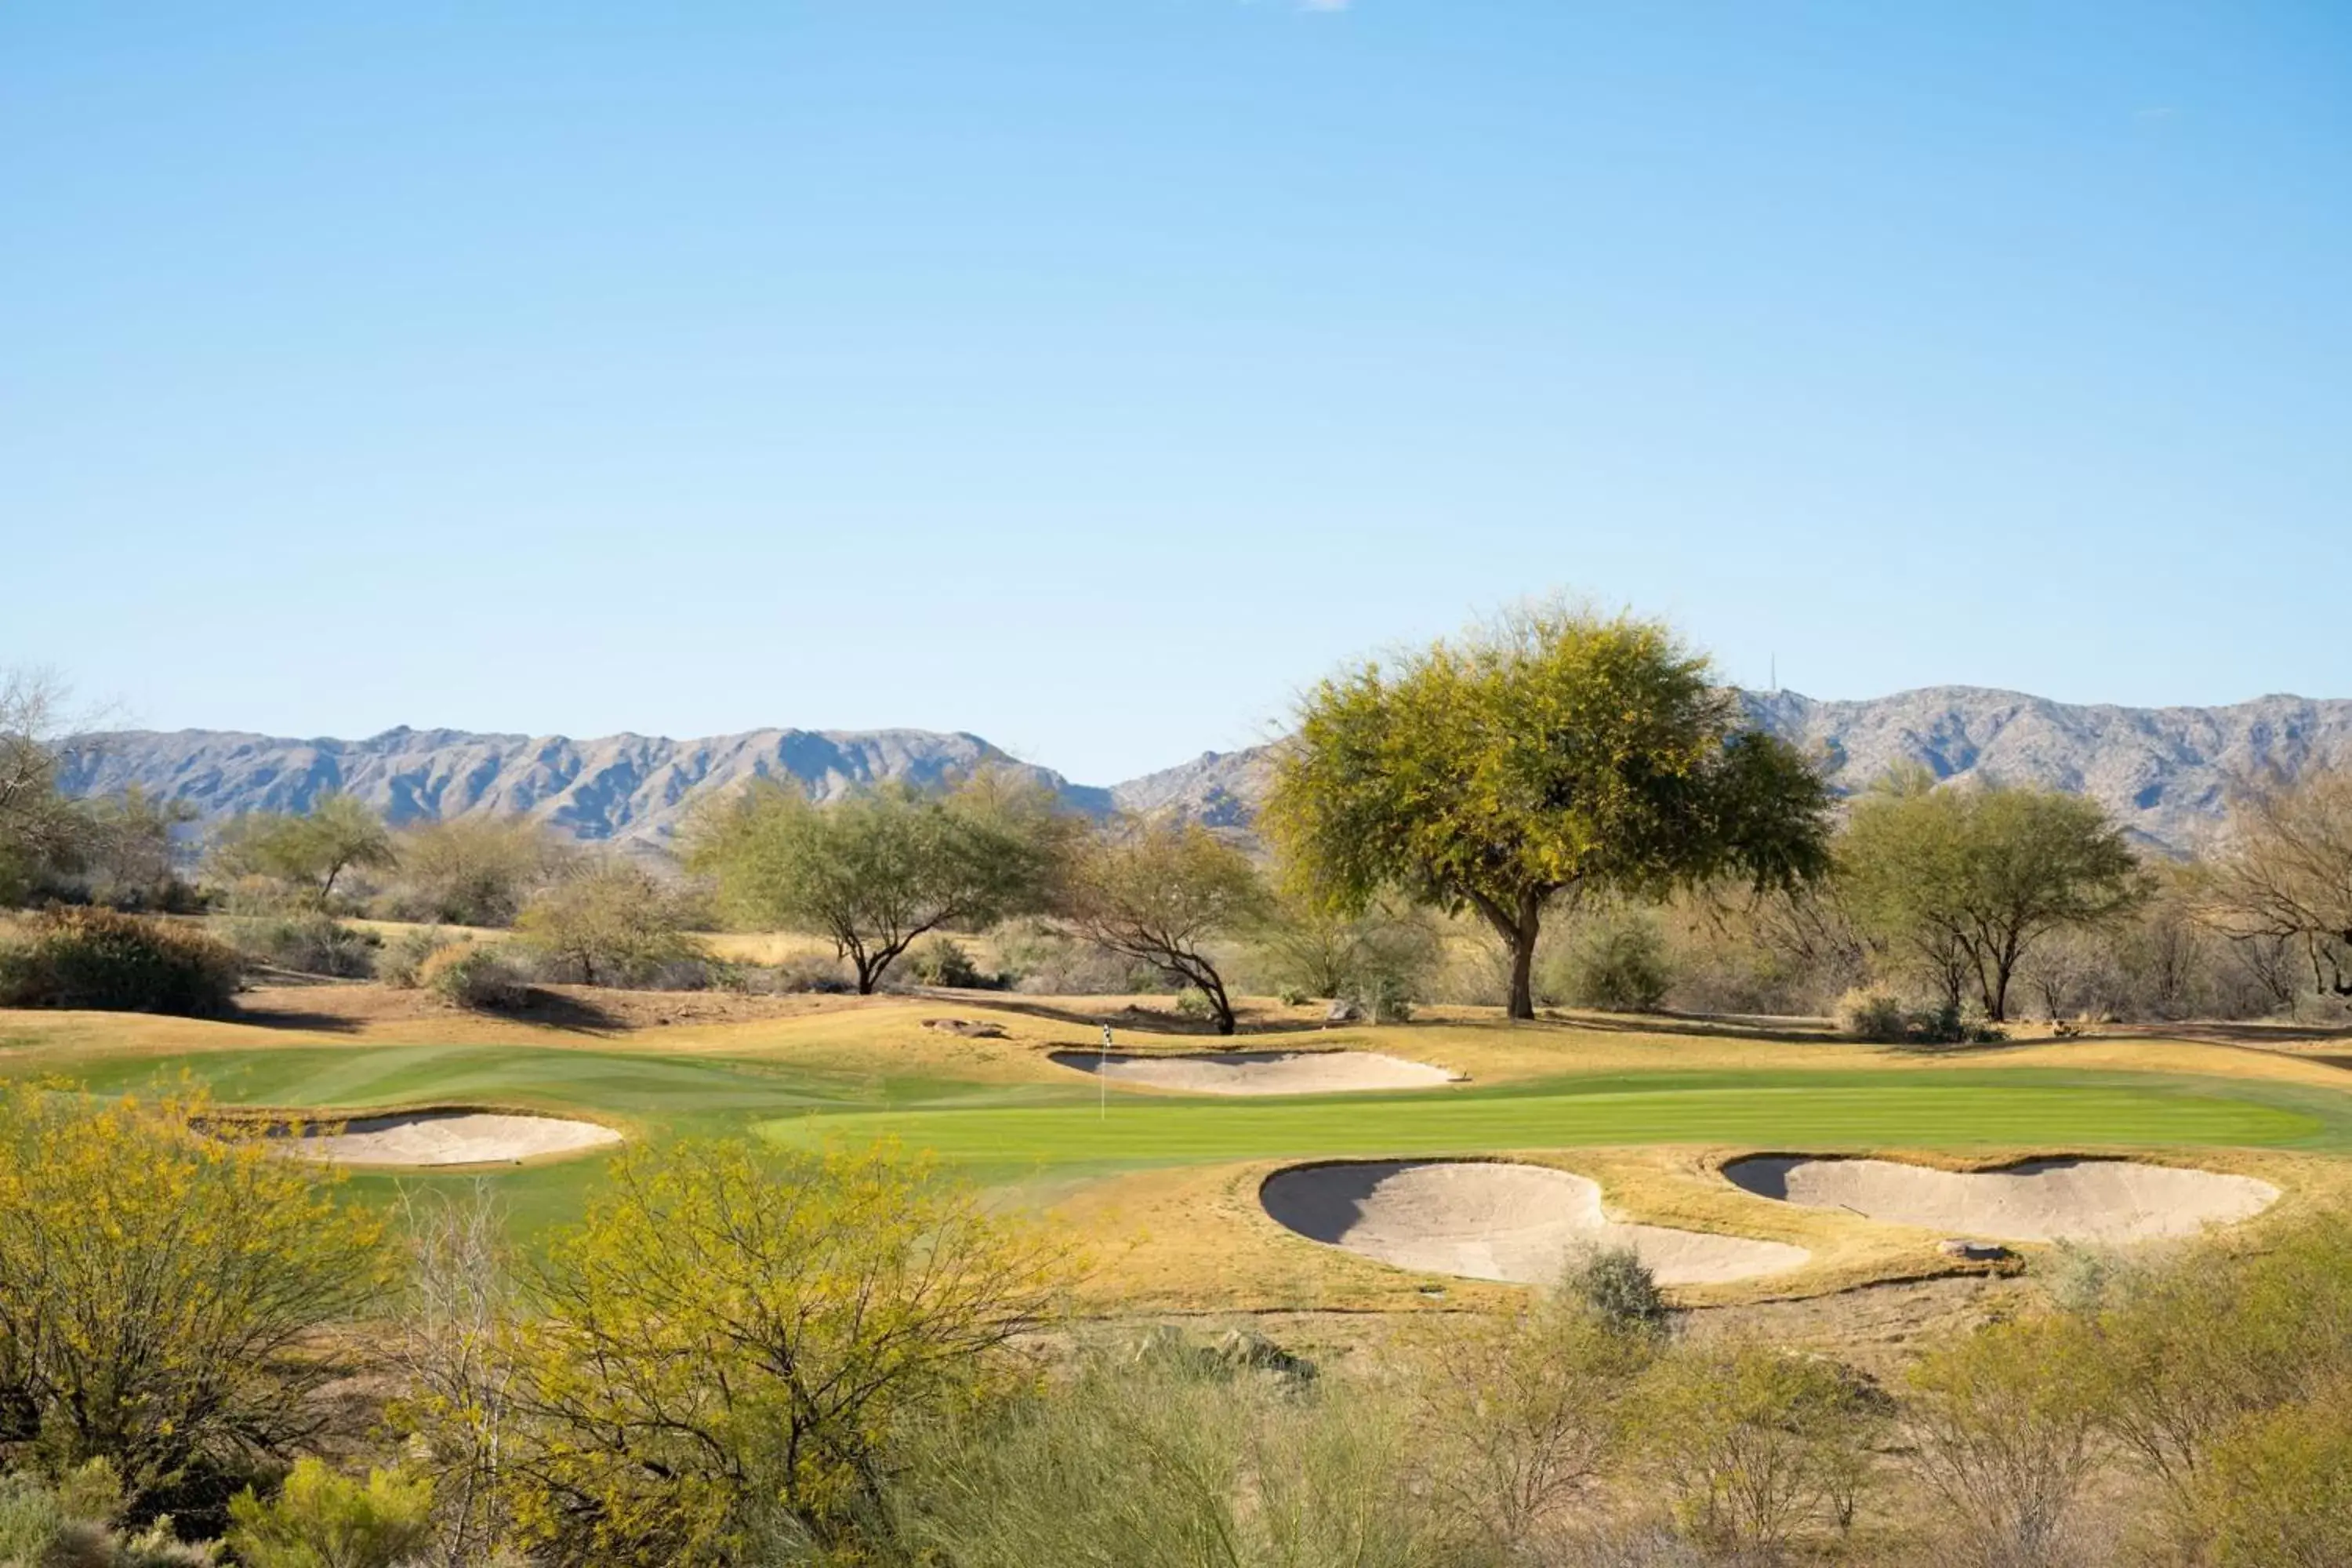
left=688, top=771, right=1063, bottom=993
left=1265, top=606, right=1832, bottom=1020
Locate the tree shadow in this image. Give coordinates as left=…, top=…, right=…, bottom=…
left=949, top=993, right=1335, bottom=1039
left=500, top=986, right=627, bottom=1035
left=229, top=1003, right=364, bottom=1035
left=1532, top=1009, right=1846, bottom=1047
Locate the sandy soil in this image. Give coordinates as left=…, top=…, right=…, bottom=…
left=1051, top=1049, right=1459, bottom=1095
left=1260, top=1160, right=1810, bottom=1286
left=295, top=1112, right=623, bottom=1167
left=1723, top=1156, right=2279, bottom=1243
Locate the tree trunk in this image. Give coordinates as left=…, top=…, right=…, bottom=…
left=1470, top=887, right=1547, bottom=1022
left=1507, top=928, right=1537, bottom=1021
left=1207, top=980, right=1236, bottom=1036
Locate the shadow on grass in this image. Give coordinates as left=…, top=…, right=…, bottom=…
left=953, top=993, right=1335, bottom=1040
left=229, top=1002, right=363, bottom=1034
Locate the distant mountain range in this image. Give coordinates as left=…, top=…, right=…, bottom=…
left=59, top=687, right=2352, bottom=857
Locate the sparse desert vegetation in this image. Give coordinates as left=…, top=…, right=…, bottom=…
left=5, top=605, right=2351, bottom=1566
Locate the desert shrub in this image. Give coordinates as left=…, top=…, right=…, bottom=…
left=1906, top=1316, right=2107, bottom=1568
left=505, top=1139, right=1070, bottom=1562
left=1560, top=1243, right=1669, bottom=1336
left=416, top=945, right=523, bottom=1011
left=377, top=817, right=571, bottom=928
left=1633, top=1341, right=1882, bottom=1556
left=512, top=860, right=705, bottom=987
left=0, top=1470, right=74, bottom=1566
left=2176, top=1375, right=2352, bottom=1567
left=2042, top=1240, right=2154, bottom=1315
left=1834, top=985, right=1911, bottom=1042
left=379, top=926, right=464, bottom=989
left=2079, top=1211, right=2352, bottom=1511
left=1831, top=987, right=2005, bottom=1046
left=1249, top=898, right=1439, bottom=1004
left=993, top=919, right=1157, bottom=994
left=1413, top=1286, right=1656, bottom=1558
left=898, top=1353, right=1434, bottom=1568
left=0, top=1461, right=165, bottom=1568
left=907, top=935, right=991, bottom=989
left=1553, top=912, right=1673, bottom=1013
left=1338, top=968, right=1414, bottom=1023
left=383, top=1184, right=528, bottom=1568
left=225, top=1460, right=432, bottom=1568
left=224, top=913, right=379, bottom=979
left=0, top=907, right=241, bottom=1016
left=765, top=952, right=854, bottom=994
left=0, top=1087, right=386, bottom=1515
left=1173, top=985, right=1216, bottom=1021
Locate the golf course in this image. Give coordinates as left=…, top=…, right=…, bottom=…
left=10, top=983, right=2349, bottom=1312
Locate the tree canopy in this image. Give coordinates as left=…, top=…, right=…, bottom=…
left=1056, top=818, right=1269, bottom=1034
left=1264, top=606, right=1833, bottom=1019
left=390, top=816, right=572, bottom=927
left=686, top=772, right=1062, bottom=994
left=2190, top=766, right=2352, bottom=1000
left=1838, top=768, right=2148, bottom=1021
left=0, top=670, right=104, bottom=906
left=209, top=792, right=397, bottom=906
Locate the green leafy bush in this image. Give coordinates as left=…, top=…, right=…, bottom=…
left=1560, top=1243, right=1669, bottom=1335
left=1633, top=1341, right=1882, bottom=1555
left=1834, top=986, right=1910, bottom=1042
left=0, top=908, right=241, bottom=1016
left=225, top=1460, right=430, bottom=1568
left=907, top=935, right=991, bottom=989
left=417, top=945, right=523, bottom=1011
left=1558, top=914, right=1674, bottom=1013
left=224, top=913, right=380, bottom=978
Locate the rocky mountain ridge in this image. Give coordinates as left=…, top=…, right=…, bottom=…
left=60, top=686, right=2352, bottom=856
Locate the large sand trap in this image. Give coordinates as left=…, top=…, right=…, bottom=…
left=1051, top=1049, right=1459, bottom=1095
left=293, top=1112, right=622, bottom=1167
left=1261, top=1160, right=1809, bottom=1286
left=1722, top=1156, right=2278, bottom=1243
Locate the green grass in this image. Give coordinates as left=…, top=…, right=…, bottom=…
left=757, top=1069, right=2341, bottom=1179
left=13, top=1045, right=2350, bottom=1236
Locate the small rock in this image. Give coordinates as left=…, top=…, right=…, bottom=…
left=1213, top=1329, right=1317, bottom=1381
left=1324, top=999, right=1363, bottom=1024
left=1940, top=1238, right=2013, bottom=1261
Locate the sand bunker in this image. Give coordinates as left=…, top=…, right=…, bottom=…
left=1051, top=1049, right=1458, bottom=1095
left=1261, top=1160, right=1809, bottom=1286
left=1722, top=1156, right=2278, bottom=1243
left=293, top=1112, right=622, bottom=1167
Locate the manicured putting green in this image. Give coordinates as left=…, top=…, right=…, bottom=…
left=758, top=1069, right=2332, bottom=1172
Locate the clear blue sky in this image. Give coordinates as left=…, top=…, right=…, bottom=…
left=5, top=2, right=2347, bottom=784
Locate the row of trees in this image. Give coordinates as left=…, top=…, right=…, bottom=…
left=12, top=621, right=2352, bottom=1026
left=5, top=1083, right=2347, bottom=1566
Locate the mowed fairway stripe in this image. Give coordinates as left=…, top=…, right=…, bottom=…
left=757, top=1072, right=2328, bottom=1171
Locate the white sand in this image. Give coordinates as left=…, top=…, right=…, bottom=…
left=1722, top=1156, right=2278, bottom=1243
left=1260, top=1160, right=1809, bottom=1286
left=294, top=1112, right=623, bottom=1167
left=1051, top=1049, right=1458, bottom=1095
